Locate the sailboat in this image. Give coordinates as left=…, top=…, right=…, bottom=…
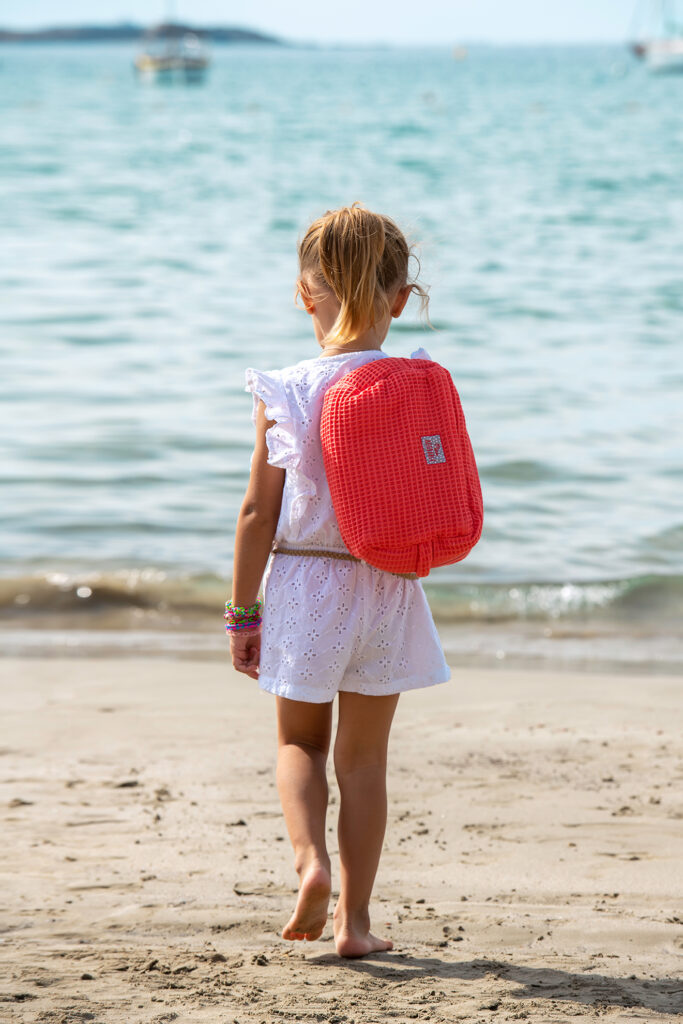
left=631, top=1, right=683, bottom=72
left=134, top=22, right=210, bottom=80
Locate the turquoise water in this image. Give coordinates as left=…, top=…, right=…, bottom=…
left=1, top=43, right=682, bottom=663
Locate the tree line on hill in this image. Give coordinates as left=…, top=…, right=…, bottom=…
left=0, top=23, right=283, bottom=44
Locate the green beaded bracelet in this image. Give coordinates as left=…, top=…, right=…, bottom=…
left=224, top=599, right=263, bottom=633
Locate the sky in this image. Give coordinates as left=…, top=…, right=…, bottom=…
left=2, top=1, right=646, bottom=46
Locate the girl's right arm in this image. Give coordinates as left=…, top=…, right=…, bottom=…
left=230, top=400, right=285, bottom=677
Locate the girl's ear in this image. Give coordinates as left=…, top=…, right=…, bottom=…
left=296, top=277, right=316, bottom=315
left=391, top=285, right=412, bottom=319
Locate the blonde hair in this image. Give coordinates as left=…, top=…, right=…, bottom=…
left=297, top=202, right=429, bottom=346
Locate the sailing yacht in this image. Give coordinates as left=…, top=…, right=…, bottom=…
left=631, top=1, right=683, bottom=72
left=134, top=22, right=210, bottom=80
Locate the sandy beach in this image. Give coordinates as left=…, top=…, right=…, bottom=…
left=1, top=654, right=681, bottom=1023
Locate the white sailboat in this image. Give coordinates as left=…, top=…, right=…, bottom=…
left=631, top=1, right=683, bottom=72
left=134, top=22, right=210, bottom=80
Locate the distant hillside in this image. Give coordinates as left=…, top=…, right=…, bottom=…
left=0, top=22, right=283, bottom=45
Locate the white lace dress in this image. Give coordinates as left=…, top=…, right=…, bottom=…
left=245, top=348, right=451, bottom=703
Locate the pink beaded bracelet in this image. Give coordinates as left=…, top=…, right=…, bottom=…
left=224, top=599, right=262, bottom=634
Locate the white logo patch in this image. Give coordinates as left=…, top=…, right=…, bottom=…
left=421, top=435, right=446, bottom=465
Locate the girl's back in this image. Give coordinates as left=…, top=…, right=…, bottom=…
left=246, top=349, right=389, bottom=550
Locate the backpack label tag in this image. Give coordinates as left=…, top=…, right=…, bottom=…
left=421, top=435, right=446, bottom=465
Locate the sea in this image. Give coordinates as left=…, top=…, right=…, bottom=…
left=1, top=42, right=682, bottom=671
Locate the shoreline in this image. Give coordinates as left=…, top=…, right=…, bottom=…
left=2, top=568, right=682, bottom=677
left=2, top=621, right=682, bottom=677
left=1, top=655, right=681, bottom=1022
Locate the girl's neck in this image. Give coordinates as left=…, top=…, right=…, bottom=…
left=318, top=319, right=390, bottom=358
left=319, top=342, right=383, bottom=357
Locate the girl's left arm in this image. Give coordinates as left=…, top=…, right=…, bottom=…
left=230, top=400, right=285, bottom=678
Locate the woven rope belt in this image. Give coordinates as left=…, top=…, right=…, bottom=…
left=272, top=545, right=418, bottom=580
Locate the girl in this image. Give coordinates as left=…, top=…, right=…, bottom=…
left=227, top=203, right=450, bottom=958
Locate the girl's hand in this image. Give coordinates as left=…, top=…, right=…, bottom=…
left=230, top=630, right=261, bottom=679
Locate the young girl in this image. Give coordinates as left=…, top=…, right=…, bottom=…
left=226, top=203, right=450, bottom=958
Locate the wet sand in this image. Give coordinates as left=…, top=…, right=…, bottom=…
left=1, top=655, right=682, bottom=1022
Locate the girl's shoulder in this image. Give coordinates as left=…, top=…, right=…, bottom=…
left=247, top=348, right=431, bottom=390
left=247, top=351, right=390, bottom=394
left=243, top=357, right=335, bottom=428
left=281, top=347, right=432, bottom=375
left=272, top=350, right=393, bottom=385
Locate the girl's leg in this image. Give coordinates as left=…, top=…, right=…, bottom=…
left=333, top=690, right=400, bottom=957
left=276, top=695, right=333, bottom=941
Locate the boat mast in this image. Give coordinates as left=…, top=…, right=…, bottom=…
left=661, top=0, right=681, bottom=35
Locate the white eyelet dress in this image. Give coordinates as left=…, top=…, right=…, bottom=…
left=245, top=348, right=451, bottom=703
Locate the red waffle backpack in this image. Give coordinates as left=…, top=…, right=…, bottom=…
left=320, top=357, right=483, bottom=578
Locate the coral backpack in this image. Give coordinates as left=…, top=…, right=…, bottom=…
left=321, top=357, right=483, bottom=578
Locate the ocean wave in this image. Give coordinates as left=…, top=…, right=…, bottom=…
left=1, top=566, right=682, bottom=631
left=425, top=575, right=683, bottom=625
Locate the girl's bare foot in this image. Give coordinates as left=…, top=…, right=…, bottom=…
left=333, top=907, right=393, bottom=958
left=282, top=862, right=331, bottom=942
left=334, top=927, right=393, bottom=958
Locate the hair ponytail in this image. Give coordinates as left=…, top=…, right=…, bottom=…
left=297, top=203, right=429, bottom=346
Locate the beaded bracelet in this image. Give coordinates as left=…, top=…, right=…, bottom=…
left=224, top=599, right=262, bottom=634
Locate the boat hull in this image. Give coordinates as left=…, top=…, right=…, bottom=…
left=134, top=55, right=209, bottom=78
left=642, top=38, right=683, bottom=73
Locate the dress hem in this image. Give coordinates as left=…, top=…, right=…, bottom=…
left=257, top=667, right=451, bottom=704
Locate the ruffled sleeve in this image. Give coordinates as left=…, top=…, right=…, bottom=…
left=410, top=346, right=432, bottom=361
left=244, top=367, right=315, bottom=537
left=244, top=367, right=299, bottom=471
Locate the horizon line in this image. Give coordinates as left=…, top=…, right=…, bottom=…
left=0, top=22, right=635, bottom=46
